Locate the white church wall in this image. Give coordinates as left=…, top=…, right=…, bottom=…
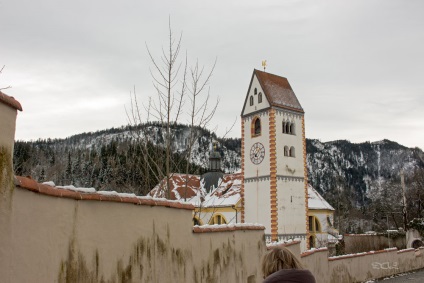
left=276, top=179, right=307, bottom=247
left=242, top=75, right=270, bottom=116
left=275, top=110, right=305, bottom=177
left=242, top=113, right=271, bottom=178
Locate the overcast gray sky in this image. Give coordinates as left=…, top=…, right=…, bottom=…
left=1, top=0, right=423, bottom=149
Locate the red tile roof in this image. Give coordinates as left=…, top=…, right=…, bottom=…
left=14, top=176, right=194, bottom=210
left=254, top=69, right=303, bottom=113
left=202, top=172, right=242, bottom=207
left=148, top=174, right=202, bottom=201
left=148, top=172, right=243, bottom=207
left=0, top=91, right=23, bottom=111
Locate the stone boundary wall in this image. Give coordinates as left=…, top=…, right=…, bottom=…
left=300, top=245, right=424, bottom=283
left=4, top=176, right=424, bottom=283
left=0, top=176, right=267, bottom=283
left=344, top=233, right=406, bottom=253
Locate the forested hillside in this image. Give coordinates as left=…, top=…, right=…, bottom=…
left=13, top=123, right=241, bottom=196
left=13, top=123, right=424, bottom=233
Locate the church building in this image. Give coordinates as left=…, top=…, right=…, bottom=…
left=149, top=69, right=318, bottom=251
left=241, top=69, right=309, bottom=250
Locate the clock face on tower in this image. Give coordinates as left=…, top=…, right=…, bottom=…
left=250, top=142, right=265, bottom=164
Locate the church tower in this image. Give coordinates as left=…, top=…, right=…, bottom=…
left=241, top=69, right=309, bottom=250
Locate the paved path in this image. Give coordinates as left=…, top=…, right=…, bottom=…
left=373, top=268, right=424, bottom=282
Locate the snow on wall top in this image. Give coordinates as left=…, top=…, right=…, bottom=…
left=14, top=176, right=194, bottom=210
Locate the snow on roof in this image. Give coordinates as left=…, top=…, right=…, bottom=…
left=148, top=173, right=206, bottom=205
left=147, top=172, right=243, bottom=207
left=308, top=184, right=335, bottom=211
left=148, top=173, right=334, bottom=211
left=201, top=173, right=242, bottom=208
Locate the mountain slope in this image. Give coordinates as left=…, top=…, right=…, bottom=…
left=13, top=124, right=424, bottom=233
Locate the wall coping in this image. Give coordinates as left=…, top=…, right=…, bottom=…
left=301, top=247, right=328, bottom=258
left=397, top=248, right=415, bottom=254
left=193, top=223, right=265, bottom=233
left=0, top=91, right=23, bottom=111
left=328, top=248, right=398, bottom=261
left=266, top=240, right=302, bottom=250
left=14, top=176, right=194, bottom=210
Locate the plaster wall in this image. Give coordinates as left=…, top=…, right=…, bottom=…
left=274, top=110, right=304, bottom=177
left=244, top=179, right=271, bottom=232
left=243, top=111, right=273, bottom=233
left=242, top=75, right=270, bottom=116
left=242, top=112, right=271, bottom=178
left=0, top=103, right=17, bottom=270
left=4, top=186, right=424, bottom=283
left=0, top=103, right=17, bottom=151
left=276, top=179, right=307, bottom=241
left=300, top=245, right=424, bottom=283
left=0, top=187, right=267, bottom=283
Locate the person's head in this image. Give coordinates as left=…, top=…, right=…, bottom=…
left=261, top=246, right=304, bottom=278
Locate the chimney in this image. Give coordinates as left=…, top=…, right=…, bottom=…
left=0, top=91, right=22, bottom=190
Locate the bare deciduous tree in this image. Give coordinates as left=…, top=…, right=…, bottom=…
left=127, top=20, right=219, bottom=199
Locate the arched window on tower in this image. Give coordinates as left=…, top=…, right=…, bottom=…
left=252, top=117, right=261, bottom=137
left=254, top=88, right=257, bottom=95
left=284, top=146, right=289, bottom=156
left=290, top=123, right=295, bottom=135
left=249, top=96, right=254, bottom=106
left=285, top=122, right=290, bottom=134
left=289, top=146, right=295, bottom=157
left=258, top=92, right=262, bottom=103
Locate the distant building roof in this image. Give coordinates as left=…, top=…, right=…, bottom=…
left=0, top=91, right=22, bottom=111
left=148, top=172, right=242, bottom=207
left=148, top=173, right=203, bottom=203
left=308, top=185, right=335, bottom=211
left=254, top=69, right=303, bottom=113
left=202, top=172, right=242, bottom=208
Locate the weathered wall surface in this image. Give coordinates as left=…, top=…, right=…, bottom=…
left=301, top=246, right=424, bottom=283
left=3, top=179, right=424, bottom=283
left=0, top=102, right=18, bottom=152
left=0, top=182, right=266, bottom=283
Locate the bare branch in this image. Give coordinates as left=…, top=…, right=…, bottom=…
left=0, top=65, right=12, bottom=90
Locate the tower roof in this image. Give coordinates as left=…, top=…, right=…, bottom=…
left=254, top=69, right=303, bottom=113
